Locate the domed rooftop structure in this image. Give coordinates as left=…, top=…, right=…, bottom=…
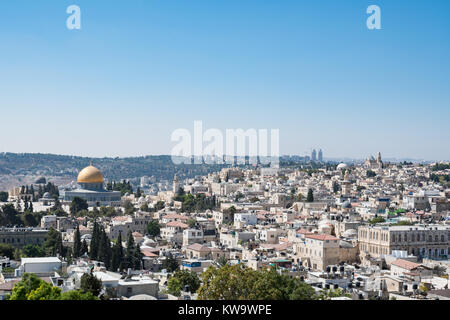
left=128, top=294, right=157, bottom=300
left=342, top=229, right=357, bottom=238
left=34, top=177, right=47, bottom=184
left=337, top=163, right=348, bottom=170
left=342, top=201, right=352, bottom=209
left=77, top=165, right=104, bottom=184
left=42, top=192, right=51, bottom=199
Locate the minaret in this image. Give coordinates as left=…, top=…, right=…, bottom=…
left=173, top=174, right=180, bottom=194
left=377, top=152, right=382, bottom=164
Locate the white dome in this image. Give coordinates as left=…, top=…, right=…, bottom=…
left=342, top=229, right=357, bottom=238
left=337, top=163, right=348, bottom=170
left=128, top=294, right=157, bottom=300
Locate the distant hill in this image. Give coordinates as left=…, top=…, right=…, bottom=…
left=0, top=153, right=228, bottom=183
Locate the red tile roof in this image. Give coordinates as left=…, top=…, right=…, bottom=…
left=296, top=228, right=313, bottom=234
left=166, top=221, right=189, bottom=228
left=186, top=243, right=210, bottom=252
left=305, top=234, right=339, bottom=241
left=391, top=259, right=421, bottom=271
left=141, top=248, right=158, bottom=257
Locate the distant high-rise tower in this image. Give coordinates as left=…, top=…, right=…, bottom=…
left=311, top=149, right=317, bottom=162
left=377, top=152, right=382, bottom=164
left=318, top=149, right=323, bottom=162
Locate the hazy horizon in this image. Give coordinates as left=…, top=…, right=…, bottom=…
left=0, top=151, right=446, bottom=163
left=1, top=1, right=449, bottom=160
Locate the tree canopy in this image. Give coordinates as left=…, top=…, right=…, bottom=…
left=8, top=273, right=98, bottom=300
left=197, top=265, right=317, bottom=300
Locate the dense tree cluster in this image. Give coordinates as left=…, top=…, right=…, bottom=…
left=368, top=216, right=386, bottom=224
left=86, top=222, right=142, bottom=272
left=431, top=163, right=450, bottom=171
left=0, top=191, right=8, bottom=202
left=174, top=193, right=216, bottom=213
left=70, top=197, right=88, bottom=215
left=0, top=204, right=44, bottom=228
left=430, top=173, right=450, bottom=187
left=106, top=180, right=133, bottom=196
left=0, top=227, right=71, bottom=262
left=8, top=273, right=98, bottom=300
left=168, top=270, right=201, bottom=296
left=197, top=265, right=317, bottom=300
left=366, top=170, right=377, bottom=178
left=146, top=220, right=161, bottom=238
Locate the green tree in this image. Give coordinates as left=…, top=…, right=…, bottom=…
left=125, top=231, right=138, bottom=269
left=43, top=228, right=64, bottom=257
left=366, top=170, right=377, bottom=178
left=110, top=232, right=124, bottom=272
left=154, top=201, right=165, bottom=211
left=168, top=269, right=201, bottom=296
left=73, top=224, right=82, bottom=258
left=146, top=220, right=161, bottom=238
left=22, top=244, right=46, bottom=258
left=0, top=204, right=22, bottom=226
left=0, top=244, right=15, bottom=259
left=70, top=197, right=88, bottom=215
left=197, top=265, right=317, bottom=300
left=81, top=239, right=89, bottom=257
left=187, top=219, right=197, bottom=228
left=27, top=282, right=62, bottom=300
left=332, top=181, right=340, bottom=193
left=162, top=253, right=179, bottom=273
left=59, top=290, right=99, bottom=300
left=369, top=216, right=386, bottom=224
left=98, top=227, right=112, bottom=270
left=124, top=200, right=135, bottom=215
left=0, top=191, right=8, bottom=202
left=22, top=211, right=38, bottom=227
left=89, top=221, right=100, bottom=260
left=80, top=272, right=103, bottom=297
left=9, top=273, right=61, bottom=300
left=133, top=243, right=143, bottom=270
left=306, top=189, right=314, bottom=202
left=217, top=255, right=229, bottom=267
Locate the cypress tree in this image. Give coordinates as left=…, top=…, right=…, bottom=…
left=73, top=224, right=82, bottom=258
left=134, top=243, right=143, bottom=270
left=306, top=188, right=314, bottom=202
left=98, top=227, right=112, bottom=270
left=89, top=221, right=99, bottom=260
left=111, top=232, right=124, bottom=272
left=81, top=239, right=88, bottom=256
left=125, top=231, right=135, bottom=270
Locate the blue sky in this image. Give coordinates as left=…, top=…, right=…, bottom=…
left=0, top=0, right=449, bottom=160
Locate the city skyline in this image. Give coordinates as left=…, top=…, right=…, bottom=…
left=0, top=1, right=449, bottom=160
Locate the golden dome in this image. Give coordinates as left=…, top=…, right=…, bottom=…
left=77, top=165, right=104, bottom=184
